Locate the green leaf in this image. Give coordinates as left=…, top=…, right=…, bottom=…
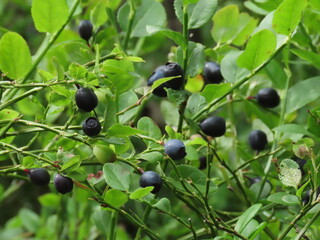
left=232, top=13, right=258, bottom=46
left=268, top=192, right=300, bottom=205
left=137, top=117, right=162, bottom=148
left=212, top=5, right=239, bottom=44
left=185, top=42, right=205, bottom=77
left=0, top=32, right=32, bottom=79
left=235, top=203, right=262, bottom=233
left=139, top=152, right=163, bottom=164
left=201, top=83, right=231, bottom=103
left=278, top=159, right=301, bottom=188
left=264, top=60, right=287, bottom=89
left=273, top=124, right=318, bottom=140
left=103, top=162, right=133, bottom=191
left=185, top=145, right=199, bottom=161
left=153, top=198, right=171, bottom=213
left=237, top=29, right=276, bottom=71
left=292, top=138, right=314, bottom=160
left=286, top=77, right=320, bottom=114
left=185, top=93, right=207, bottom=118
left=296, top=180, right=310, bottom=199
left=108, top=123, right=145, bottom=138
left=151, top=76, right=181, bottom=90
left=31, top=0, right=69, bottom=33
left=104, top=189, right=128, bottom=208
left=121, top=56, right=145, bottom=62
left=90, top=0, right=108, bottom=27
left=291, top=49, right=320, bottom=69
left=183, top=0, right=199, bottom=4
left=131, top=0, right=166, bottom=37
left=244, top=99, right=279, bottom=129
left=19, top=208, right=40, bottom=232
left=165, top=125, right=183, bottom=140
left=310, top=0, right=320, bottom=10
left=60, top=156, right=81, bottom=172
left=68, top=63, right=88, bottom=80
left=188, top=0, right=217, bottom=29
left=129, top=187, right=153, bottom=199
left=249, top=222, right=267, bottom=240
left=0, top=109, right=20, bottom=120
left=117, top=3, right=130, bottom=31
left=92, top=209, right=112, bottom=236
left=167, top=89, right=190, bottom=107
left=174, top=0, right=183, bottom=23
left=146, top=25, right=187, bottom=50
left=221, top=51, right=250, bottom=83
left=102, top=59, right=135, bottom=94
left=38, top=193, right=61, bottom=207
left=186, top=137, right=207, bottom=146
left=272, top=0, right=308, bottom=36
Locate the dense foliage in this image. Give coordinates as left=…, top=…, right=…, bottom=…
left=1, top=0, right=320, bottom=239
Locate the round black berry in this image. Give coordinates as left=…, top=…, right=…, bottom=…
left=139, top=171, right=162, bottom=194
left=203, top=62, right=223, bottom=84
left=82, top=117, right=101, bottom=137
left=164, top=139, right=187, bottom=160
left=248, top=130, right=268, bottom=151
left=54, top=174, right=73, bottom=194
left=75, top=87, right=98, bottom=112
left=199, top=156, right=207, bottom=170
left=200, top=116, right=226, bottom=138
left=78, top=20, right=93, bottom=41
left=293, top=156, right=307, bottom=176
left=147, top=62, right=184, bottom=97
left=256, top=88, right=280, bottom=108
left=302, top=187, right=320, bottom=205
left=29, top=168, right=50, bottom=186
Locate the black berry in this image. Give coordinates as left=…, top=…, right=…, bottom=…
left=199, top=156, right=207, bottom=170
left=293, top=156, right=307, bottom=176
left=29, top=168, right=50, bottom=186
left=139, top=171, right=162, bottom=194
left=75, top=87, right=98, bottom=112
left=164, top=139, right=187, bottom=160
left=54, top=174, right=73, bottom=194
left=78, top=20, right=93, bottom=41
left=200, top=116, right=226, bottom=138
left=248, top=130, right=268, bottom=151
left=203, top=62, right=223, bottom=84
left=82, top=117, right=101, bottom=137
left=147, top=62, right=184, bottom=97
left=256, top=88, right=280, bottom=108
left=302, top=187, right=320, bottom=205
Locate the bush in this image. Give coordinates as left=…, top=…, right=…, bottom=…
left=0, top=0, right=320, bottom=239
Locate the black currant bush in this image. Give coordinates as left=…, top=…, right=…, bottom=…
left=1, top=0, right=320, bottom=239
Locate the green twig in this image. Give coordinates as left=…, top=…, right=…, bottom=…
left=109, top=210, right=118, bottom=240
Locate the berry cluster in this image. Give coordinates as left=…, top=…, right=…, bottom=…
left=75, top=87, right=101, bottom=137
left=27, top=168, right=73, bottom=194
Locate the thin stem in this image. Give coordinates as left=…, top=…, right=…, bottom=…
left=294, top=208, right=320, bottom=240
left=210, top=145, right=250, bottom=206
left=0, top=142, right=57, bottom=167
left=177, top=5, right=189, bottom=133
left=233, top=148, right=282, bottom=173
left=278, top=202, right=318, bottom=240
left=134, top=205, right=152, bottom=240
left=109, top=210, right=118, bottom=240
left=188, top=218, right=198, bottom=240
left=0, top=87, right=42, bottom=111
